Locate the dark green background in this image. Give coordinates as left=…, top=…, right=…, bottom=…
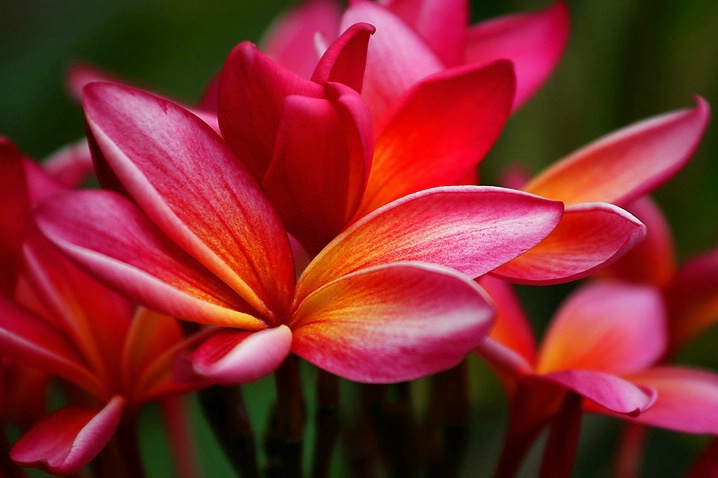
left=1, top=1, right=716, bottom=476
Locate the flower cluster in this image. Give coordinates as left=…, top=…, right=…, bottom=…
left=1, top=1, right=716, bottom=477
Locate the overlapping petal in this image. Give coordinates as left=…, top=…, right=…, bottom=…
left=623, top=367, right=718, bottom=434
left=0, top=138, right=29, bottom=296
left=464, top=1, right=569, bottom=109
left=310, top=22, right=375, bottom=93
left=83, top=82, right=295, bottom=318
left=357, top=60, right=515, bottom=214
left=536, top=281, right=666, bottom=375
left=192, top=326, right=293, bottom=385
left=35, top=190, right=264, bottom=329
left=297, top=186, right=563, bottom=302
left=539, top=370, right=656, bottom=416
left=11, top=396, right=125, bottom=476
left=342, top=1, right=444, bottom=120
left=524, top=97, right=710, bottom=205
left=492, top=203, right=646, bottom=284
left=291, top=262, right=493, bottom=382
left=41, top=138, right=94, bottom=188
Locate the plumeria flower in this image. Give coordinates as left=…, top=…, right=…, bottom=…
left=262, top=0, right=569, bottom=113
left=477, top=277, right=718, bottom=476
left=0, top=139, right=207, bottom=475
left=35, top=81, right=565, bottom=386
left=490, top=98, right=710, bottom=284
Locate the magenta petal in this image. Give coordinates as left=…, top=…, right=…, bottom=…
left=83, top=82, right=295, bottom=317
left=192, top=326, right=292, bottom=385
left=491, top=202, right=646, bottom=285
left=311, top=22, right=376, bottom=92
left=384, top=0, right=468, bottom=66
left=537, top=281, right=667, bottom=375
left=465, top=1, right=569, bottom=109
left=625, top=366, right=718, bottom=434
left=292, top=262, right=493, bottom=383
left=297, top=186, right=563, bottom=301
left=525, top=97, right=711, bottom=205
left=260, top=0, right=343, bottom=79
left=360, top=60, right=515, bottom=213
left=11, top=396, right=125, bottom=475
left=540, top=370, right=656, bottom=416
left=41, top=139, right=94, bottom=188
left=218, top=42, right=325, bottom=180
left=342, top=1, right=444, bottom=120
left=35, top=190, right=264, bottom=329
left=0, top=138, right=30, bottom=296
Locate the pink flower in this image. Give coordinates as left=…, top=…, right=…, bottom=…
left=0, top=139, right=205, bottom=475
left=35, top=82, right=565, bottom=386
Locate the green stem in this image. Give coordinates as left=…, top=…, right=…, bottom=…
left=311, top=370, right=340, bottom=478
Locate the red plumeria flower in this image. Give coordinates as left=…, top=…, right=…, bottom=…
left=491, top=98, right=710, bottom=284
left=0, top=139, right=206, bottom=475
left=36, top=82, right=565, bottom=386
left=477, top=277, right=718, bottom=474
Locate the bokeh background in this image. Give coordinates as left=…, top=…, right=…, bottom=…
left=1, top=1, right=717, bottom=476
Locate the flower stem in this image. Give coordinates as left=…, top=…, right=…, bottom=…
left=198, top=385, right=260, bottom=478
left=311, top=370, right=340, bottom=478
left=613, top=423, right=647, bottom=478
left=265, top=355, right=305, bottom=478
left=539, top=392, right=582, bottom=478
left=0, top=429, right=27, bottom=478
left=92, top=409, right=146, bottom=478
left=160, top=396, right=201, bottom=478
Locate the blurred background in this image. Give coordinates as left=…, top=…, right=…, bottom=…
left=1, top=1, right=717, bottom=476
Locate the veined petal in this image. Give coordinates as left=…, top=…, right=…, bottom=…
left=83, top=82, right=295, bottom=318
left=260, top=0, right=343, bottom=79
left=35, top=190, right=265, bottom=329
left=11, top=396, right=125, bottom=475
left=0, top=138, right=29, bottom=296
left=263, top=82, right=373, bottom=255
left=297, top=186, right=563, bottom=302
left=0, top=295, right=104, bottom=396
left=311, top=22, right=375, bottom=92
left=623, top=366, right=718, bottom=434
left=465, top=1, right=569, bottom=109
left=192, top=326, right=292, bottom=385
left=492, top=202, right=646, bottom=285
left=292, top=262, right=493, bottom=383
left=358, top=60, right=515, bottom=214
left=383, top=0, right=468, bottom=66
left=539, top=370, right=656, bottom=416
left=593, top=197, right=676, bottom=287
left=537, top=281, right=666, bottom=375
left=478, top=275, right=537, bottom=366
left=524, top=97, right=710, bottom=205
left=41, top=138, right=94, bottom=188
left=665, top=246, right=718, bottom=352
left=342, top=1, right=444, bottom=120
left=218, top=42, right=325, bottom=180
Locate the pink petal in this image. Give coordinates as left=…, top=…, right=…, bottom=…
left=341, top=1, right=444, bottom=120
left=536, top=281, right=666, bottom=375
left=465, top=1, right=569, bottom=109
left=0, top=294, right=103, bottom=397
left=11, top=396, right=125, bottom=475
left=262, top=82, right=373, bottom=255
left=218, top=42, right=325, bottom=180
left=383, top=0, right=468, bottom=66
left=478, top=275, right=537, bottom=366
left=192, top=325, right=292, bottom=385
left=593, top=197, right=676, bottom=287
left=41, top=138, right=94, bottom=188
left=624, top=366, right=718, bottom=434
left=540, top=370, right=657, bottom=416
left=491, top=202, right=646, bottom=285
left=83, top=82, right=295, bottom=318
left=297, top=186, right=563, bottom=301
left=260, top=0, right=343, bottom=79
left=0, top=138, right=30, bottom=296
left=291, top=262, right=493, bottom=382
left=524, top=97, right=710, bottom=205
left=665, top=246, right=718, bottom=352
left=311, top=22, right=376, bottom=92
left=35, top=190, right=265, bottom=330
left=358, top=60, right=515, bottom=214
